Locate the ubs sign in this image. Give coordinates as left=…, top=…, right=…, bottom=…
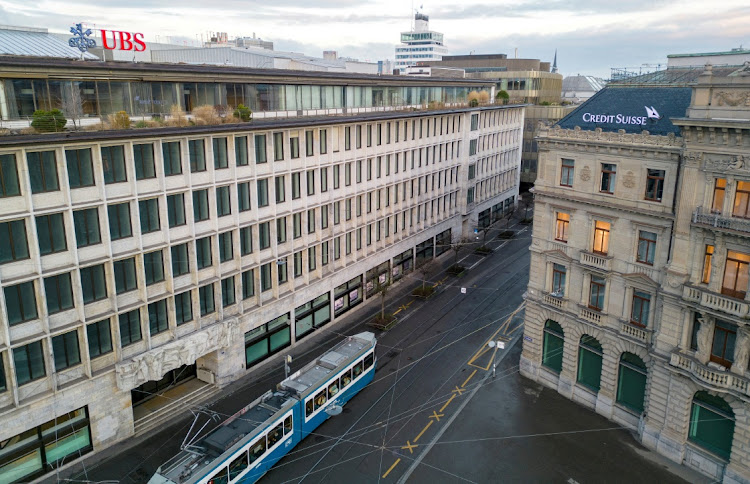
left=581, top=106, right=661, bottom=126
left=69, top=23, right=146, bottom=53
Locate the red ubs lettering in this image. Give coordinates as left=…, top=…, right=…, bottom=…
left=100, top=30, right=146, bottom=51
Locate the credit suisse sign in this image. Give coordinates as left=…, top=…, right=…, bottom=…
left=69, top=23, right=146, bottom=53
left=580, top=106, right=661, bottom=126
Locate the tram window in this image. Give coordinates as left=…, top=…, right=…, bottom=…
left=341, top=369, right=352, bottom=388
left=364, top=353, right=374, bottom=370
left=353, top=361, right=363, bottom=379
left=207, top=467, right=229, bottom=484
left=328, top=380, right=339, bottom=397
left=305, top=399, right=314, bottom=417
left=314, top=389, right=327, bottom=410
left=267, top=422, right=284, bottom=447
left=249, top=439, right=266, bottom=464
left=284, top=415, right=293, bottom=434
left=228, top=452, right=249, bottom=481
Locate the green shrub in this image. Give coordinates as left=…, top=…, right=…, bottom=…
left=233, top=104, right=253, bottom=122
left=31, top=109, right=67, bottom=132
left=469, top=98, right=479, bottom=107
left=108, top=111, right=131, bottom=129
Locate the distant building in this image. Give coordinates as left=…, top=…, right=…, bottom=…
left=668, top=47, right=750, bottom=68
left=561, top=75, right=606, bottom=104
left=520, top=104, right=575, bottom=189
left=395, top=13, right=448, bottom=74
left=204, top=32, right=274, bottom=51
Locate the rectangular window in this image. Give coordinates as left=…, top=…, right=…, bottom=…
left=600, top=163, right=616, bottom=193
left=108, top=202, right=132, bottom=240
left=290, top=136, right=300, bottom=159
left=44, top=272, right=73, bottom=314
left=293, top=213, right=302, bottom=239
left=28, top=150, right=59, bottom=193
left=114, top=257, right=137, bottom=294
left=213, top=137, right=228, bottom=169
left=222, top=276, right=236, bottom=307
left=320, top=129, right=327, bottom=154
left=294, top=251, right=303, bottom=277
left=631, top=291, right=651, bottom=327
left=148, top=299, right=169, bottom=335
left=345, top=162, right=352, bottom=186
left=144, top=250, right=165, bottom=285
left=13, top=341, right=45, bottom=385
left=702, top=245, right=714, bottom=284
left=552, top=264, right=566, bottom=296
left=5, top=281, right=38, bottom=325
left=712, top=178, right=727, bottom=213
left=171, top=243, right=189, bottom=277
left=292, top=172, right=301, bottom=199
left=52, top=330, right=80, bottom=371
left=589, top=276, right=606, bottom=311
left=162, top=141, right=182, bottom=176
left=275, top=176, right=285, bottom=203
left=555, top=212, right=569, bottom=242
left=36, top=213, right=67, bottom=255
left=80, top=264, right=106, bottom=303
left=217, top=231, right=233, bottom=263
left=167, top=194, right=186, bottom=227
left=356, top=125, right=362, bottom=148
left=345, top=126, right=351, bottom=150
left=722, top=250, right=750, bottom=299
left=0, top=219, right=29, bottom=263
left=261, top=263, right=272, bottom=292
left=216, top=186, right=231, bottom=216
left=307, top=209, right=315, bottom=233
left=278, top=257, right=288, bottom=284
left=87, top=319, right=112, bottom=358
left=592, top=220, right=610, bottom=255
left=469, top=139, right=478, bottom=156
left=273, top=132, right=284, bottom=161
left=242, top=269, right=255, bottom=299
left=645, top=169, right=665, bottom=201
left=238, top=182, right=251, bottom=212
left=139, top=198, right=160, bottom=233
left=560, top=158, right=575, bottom=187
left=321, top=206, right=328, bottom=229
left=119, top=309, right=142, bottom=346
left=276, top=217, right=287, bottom=244
left=321, top=167, right=328, bottom=192
left=333, top=165, right=340, bottom=189
left=322, top=241, right=329, bottom=265
left=101, top=145, right=127, bottom=184
left=193, top=189, right=209, bottom=222
left=307, top=170, right=315, bottom=196
left=239, top=226, right=253, bottom=255
left=306, top=130, right=314, bottom=156
left=189, top=139, right=206, bottom=172
left=636, top=231, right=657, bottom=265
left=255, top=134, right=267, bottom=163
left=356, top=159, right=362, bottom=183
left=0, top=153, right=21, bottom=197
left=196, top=236, right=212, bottom=269
left=259, top=222, right=271, bottom=250
left=175, top=291, right=193, bottom=324
left=235, top=136, right=249, bottom=166
left=710, top=320, right=737, bottom=367
left=308, top=246, right=317, bottom=271
left=65, top=148, right=94, bottom=188
left=199, top=284, right=216, bottom=316
left=471, top=113, right=479, bottom=131
left=133, top=143, right=156, bottom=180
left=733, top=180, right=750, bottom=218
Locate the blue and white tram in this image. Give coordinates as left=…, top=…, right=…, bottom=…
left=148, top=331, right=376, bottom=484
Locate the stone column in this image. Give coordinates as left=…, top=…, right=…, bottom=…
left=595, top=349, right=617, bottom=419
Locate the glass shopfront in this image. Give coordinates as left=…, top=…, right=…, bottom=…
left=295, top=293, right=331, bottom=340
left=365, top=261, right=390, bottom=297
left=245, top=314, right=291, bottom=368
left=334, top=276, right=363, bottom=317
left=392, top=248, right=414, bottom=281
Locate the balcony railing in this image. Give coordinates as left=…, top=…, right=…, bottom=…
left=579, top=251, right=612, bottom=271
left=542, top=292, right=567, bottom=310
left=670, top=352, right=750, bottom=398
left=620, top=321, right=651, bottom=344
left=682, top=285, right=750, bottom=318
left=579, top=306, right=603, bottom=325
left=693, top=206, right=750, bottom=235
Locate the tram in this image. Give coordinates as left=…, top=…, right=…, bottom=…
left=148, top=331, right=377, bottom=484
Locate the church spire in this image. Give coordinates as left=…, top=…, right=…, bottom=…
left=552, top=49, right=558, bottom=74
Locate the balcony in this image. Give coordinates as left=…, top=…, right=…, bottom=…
left=620, top=321, right=652, bottom=345
left=579, top=251, right=612, bottom=271
left=692, top=206, right=750, bottom=236
left=670, top=352, right=750, bottom=398
left=682, top=285, right=750, bottom=319
left=579, top=306, right=603, bottom=325
left=542, top=292, right=567, bottom=310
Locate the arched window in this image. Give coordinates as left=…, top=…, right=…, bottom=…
left=577, top=335, right=603, bottom=391
left=689, top=391, right=735, bottom=460
left=542, top=320, right=564, bottom=373
left=616, top=353, right=647, bottom=413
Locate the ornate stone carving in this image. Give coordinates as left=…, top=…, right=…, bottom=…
left=684, top=151, right=704, bottom=167
left=713, top=90, right=750, bottom=107
left=696, top=313, right=714, bottom=363
left=115, top=319, right=238, bottom=391
left=733, top=327, right=750, bottom=376
left=703, top=154, right=749, bottom=173
left=579, top=165, right=591, bottom=182
left=622, top=171, right=636, bottom=188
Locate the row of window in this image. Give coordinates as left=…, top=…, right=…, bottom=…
left=559, top=158, right=665, bottom=202
left=701, top=245, right=750, bottom=299
left=304, top=352, right=374, bottom=419
left=711, top=177, right=750, bottom=219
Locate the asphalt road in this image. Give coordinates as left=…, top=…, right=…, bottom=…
left=55, top=219, right=707, bottom=484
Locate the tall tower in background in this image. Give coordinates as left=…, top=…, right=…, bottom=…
left=394, top=12, right=448, bottom=74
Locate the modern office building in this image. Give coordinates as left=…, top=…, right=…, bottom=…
left=519, top=104, right=575, bottom=189
left=0, top=56, right=522, bottom=482
left=394, top=13, right=448, bottom=74
left=520, top=64, right=750, bottom=483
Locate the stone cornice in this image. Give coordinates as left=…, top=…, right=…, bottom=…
left=538, top=125, right=683, bottom=156
left=534, top=189, right=676, bottom=221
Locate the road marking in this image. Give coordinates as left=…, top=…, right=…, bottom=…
left=507, top=322, right=524, bottom=335
left=393, top=308, right=403, bottom=315
left=429, top=411, right=444, bottom=421
left=461, top=369, right=477, bottom=388
left=382, top=458, right=401, bottom=478
left=414, top=420, right=433, bottom=442
left=405, top=300, right=414, bottom=308
left=439, top=394, right=455, bottom=412
left=401, top=441, right=418, bottom=454
left=452, top=386, right=464, bottom=396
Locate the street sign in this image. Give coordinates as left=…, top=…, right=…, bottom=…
left=461, top=287, right=466, bottom=294
left=523, top=335, right=533, bottom=342
left=497, top=341, right=505, bottom=349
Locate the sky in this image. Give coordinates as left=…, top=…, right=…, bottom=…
left=1, top=0, right=749, bottom=79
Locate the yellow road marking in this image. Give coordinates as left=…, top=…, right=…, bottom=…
left=440, top=394, right=456, bottom=412
left=401, top=440, right=418, bottom=454
left=414, top=420, right=434, bottom=442
left=467, top=302, right=526, bottom=370
left=429, top=411, right=444, bottom=421
left=507, top=322, right=524, bottom=335
left=382, top=458, right=401, bottom=478
left=452, top=386, right=464, bottom=395
left=398, top=304, right=408, bottom=311
left=393, top=308, right=403, bottom=315
left=405, top=300, right=414, bottom=308
left=462, top=369, right=477, bottom=388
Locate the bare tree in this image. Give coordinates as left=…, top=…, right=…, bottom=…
left=61, top=82, right=84, bottom=131
left=414, top=257, right=436, bottom=295
left=450, top=237, right=470, bottom=269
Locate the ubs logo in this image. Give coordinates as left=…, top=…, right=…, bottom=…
left=68, top=23, right=95, bottom=52
left=68, top=23, right=146, bottom=52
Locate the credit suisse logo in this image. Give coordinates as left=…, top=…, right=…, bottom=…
left=69, top=23, right=146, bottom=53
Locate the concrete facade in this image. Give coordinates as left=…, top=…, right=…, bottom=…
left=520, top=65, right=750, bottom=483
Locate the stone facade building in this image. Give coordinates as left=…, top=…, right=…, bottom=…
left=521, top=65, right=750, bottom=483
left=0, top=57, right=522, bottom=482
